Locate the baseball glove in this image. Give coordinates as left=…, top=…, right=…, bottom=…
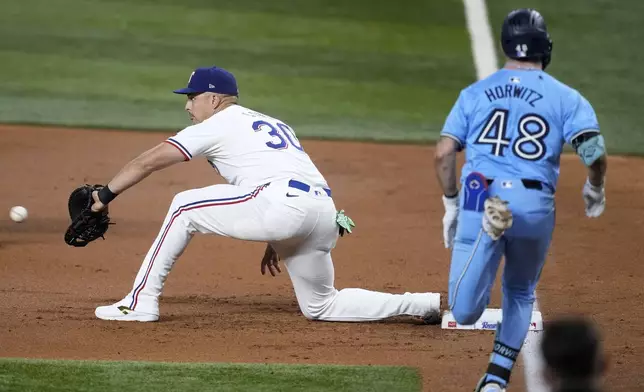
left=64, top=184, right=112, bottom=247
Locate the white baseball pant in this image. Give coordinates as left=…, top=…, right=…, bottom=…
left=118, top=180, right=439, bottom=321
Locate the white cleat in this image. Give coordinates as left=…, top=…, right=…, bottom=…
left=95, top=301, right=159, bottom=322
left=423, top=293, right=441, bottom=325
left=479, top=383, right=506, bottom=392
left=475, top=376, right=507, bottom=392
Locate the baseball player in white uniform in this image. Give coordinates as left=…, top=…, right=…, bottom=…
left=91, top=65, right=441, bottom=323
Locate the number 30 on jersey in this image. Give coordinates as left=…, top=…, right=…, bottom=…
left=475, top=109, right=550, bottom=161
left=253, top=120, right=305, bottom=152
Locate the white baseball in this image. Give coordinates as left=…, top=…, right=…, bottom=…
left=9, top=206, right=28, bottom=223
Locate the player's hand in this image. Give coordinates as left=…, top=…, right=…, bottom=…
left=442, top=194, right=459, bottom=248
left=582, top=178, right=606, bottom=218
left=90, top=190, right=107, bottom=213
left=260, top=244, right=281, bottom=277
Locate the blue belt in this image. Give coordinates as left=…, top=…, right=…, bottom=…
left=288, top=180, right=332, bottom=197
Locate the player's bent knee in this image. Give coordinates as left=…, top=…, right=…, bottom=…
left=298, top=304, right=324, bottom=321
left=170, top=190, right=197, bottom=208
left=451, top=304, right=485, bottom=325
left=449, top=286, right=488, bottom=324
left=298, top=298, right=331, bottom=321
left=300, top=308, right=319, bottom=321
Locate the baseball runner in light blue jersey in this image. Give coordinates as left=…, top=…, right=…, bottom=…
left=434, top=9, right=608, bottom=392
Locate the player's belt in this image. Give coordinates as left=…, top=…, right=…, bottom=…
left=288, top=179, right=332, bottom=197
left=486, top=178, right=553, bottom=193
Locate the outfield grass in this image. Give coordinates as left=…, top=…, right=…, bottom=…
left=1, top=1, right=640, bottom=153
left=487, top=0, right=644, bottom=155
left=0, top=358, right=420, bottom=392
left=0, top=0, right=472, bottom=142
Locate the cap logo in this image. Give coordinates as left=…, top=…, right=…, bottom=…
left=515, top=44, right=528, bottom=57
left=188, top=71, right=195, bottom=83
left=208, top=83, right=216, bottom=88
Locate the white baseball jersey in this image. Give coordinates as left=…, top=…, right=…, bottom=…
left=165, top=105, right=328, bottom=189
left=95, top=104, right=440, bottom=323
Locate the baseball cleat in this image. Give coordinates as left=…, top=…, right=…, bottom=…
left=478, top=384, right=505, bottom=392
left=95, top=301, right=159, bottom=322
left=475, top=376, right=506, bottom=392
left=423, top=293, right=441, bottom=325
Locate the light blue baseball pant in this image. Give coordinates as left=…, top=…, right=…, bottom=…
left=448, top=176, right=555, bottom=384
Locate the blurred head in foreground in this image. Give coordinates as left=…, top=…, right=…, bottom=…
left=541, top=316, right=607, bottom=392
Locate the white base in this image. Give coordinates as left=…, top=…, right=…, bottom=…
left=441, top=308, right=543, bottom=331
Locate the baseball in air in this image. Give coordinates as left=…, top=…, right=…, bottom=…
left=9, top=206, right=28, bottom=223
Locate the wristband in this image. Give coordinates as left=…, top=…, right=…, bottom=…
left=97, top=185, right=118, bottom=205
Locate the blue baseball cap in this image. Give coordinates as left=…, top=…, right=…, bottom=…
left=173, top=66, right=239, bottom=96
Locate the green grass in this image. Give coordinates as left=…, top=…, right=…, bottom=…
left=0, top=0, right=473, bottom=142
left=0, top=358, right=420, bottom=392
left=487, top=0, right=644, bottom=154
left=1, top=0, right=641, bottom=153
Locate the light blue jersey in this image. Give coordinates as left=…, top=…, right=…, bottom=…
left=441, top=68, right=600, bottom=190
left=441, top=67, right=604, bottom=390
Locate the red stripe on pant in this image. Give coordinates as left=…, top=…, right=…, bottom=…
left=130, top=184, right=268, bottom=309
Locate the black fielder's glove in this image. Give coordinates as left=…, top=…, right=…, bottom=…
left=64, top=184, right=112, bottom=247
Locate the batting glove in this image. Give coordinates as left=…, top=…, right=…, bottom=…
left=442, top=194, right=459, bottom=249
left=582, top=178, right=606, bottom=218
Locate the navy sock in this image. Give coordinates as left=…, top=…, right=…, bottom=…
left=484, top=340, right=520, bottom=386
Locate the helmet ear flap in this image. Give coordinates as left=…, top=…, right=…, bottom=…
left=541, top=38, right=553, bottom=70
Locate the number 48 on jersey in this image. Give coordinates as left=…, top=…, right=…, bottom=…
left=475, top=109, right=550, bottom=161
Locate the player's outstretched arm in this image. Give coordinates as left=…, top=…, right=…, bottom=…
left=571, top=132, right=608, bottom=218
left=587, top=153, right=607, bottom=187
left=434, top=136, right=460, bottom=197
left=90, top=142, right=187, bottom=212
left=581, top=152, right=607, bottom=218
left=434, top=136, right=461, bottom=248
